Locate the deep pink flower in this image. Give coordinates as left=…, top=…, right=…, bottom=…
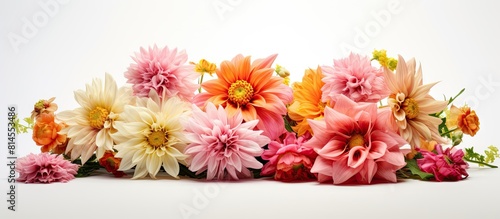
left=16, top=153, right=79, bottom=183
left=184, top=102, right=270, bottom=180
left=261, top=132, right=317, bottom=181
left=304, top=95, right=407, bottom=184
left=124, top=45, right=198, bottom=102
left=321, top=53, right=389, bottom=103
left=417, top=145, right=469, bottom=181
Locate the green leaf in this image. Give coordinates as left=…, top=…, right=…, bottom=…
left=464, top=147, right=485, bottom=164
left=405, top=159, right=434, bottom=180
left=72, top=154, right=102, bottom=177
left=75, top=161, right=101, bottom=177
left=178, top=163, right=206, bottom=179
left=12, top=114, right=34, bottom=134
left=283, top=115, right=295, bottom=133
left=464, top=146, right=498, bottom=168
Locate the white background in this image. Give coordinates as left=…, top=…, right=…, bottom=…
left=1, top=0, right=500, bottom=218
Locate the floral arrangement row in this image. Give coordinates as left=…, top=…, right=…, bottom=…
left=14, top=45, right=498, bottom=184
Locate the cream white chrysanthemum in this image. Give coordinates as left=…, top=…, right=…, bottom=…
left=112, top=91, right=190, bottom=179
left=58, top=73, right=133, bottom=164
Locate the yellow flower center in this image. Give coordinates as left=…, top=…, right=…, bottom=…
left=317, top=101, right=327, bottom=112
left=348, top=133, right=365, bottom=149
left=34, top=99, right=45, bottom=111
left=147, top=130, right=167, bottom=148
left=228, top=80, right=254, bottom=106
left=88, top=107, right=109, bottom=129
left=402, top=98, right=419, bottom=119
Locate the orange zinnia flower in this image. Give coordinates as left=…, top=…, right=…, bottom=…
left=383, top=55, right=448, bottom=149
left=193, top=54, right=293, bottom=141
left=288, top=67, right=327, bottom=136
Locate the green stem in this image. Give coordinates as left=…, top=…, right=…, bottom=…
left=440, top=128, right=457, bottom=137
left=448, top=88, right=465, bottom=105
left=432, top=88, right=466, bottom=118
left=464, top=158, right=498, bottom=168
left=198, top=74, right=205, bottom=93
left=397, top=169, right=411, bottom=178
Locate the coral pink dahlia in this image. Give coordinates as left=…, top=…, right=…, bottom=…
left=124, top=45, right=198, bottom=102
left=321, top=53, right=389, bottom=103
left=16, top=153, right=79, bottom=183
left=304, top=95, right=407, bottom=184
left=261, top=132, right=317, bottom=181
left=184, top=102, right=270, bottom=180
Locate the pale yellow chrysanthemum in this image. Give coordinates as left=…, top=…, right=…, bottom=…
left=383, top=55, right=448, bottom=149
left=58, top=73, right=133, bottom=164
left=112, top=91, right=190, bottom=179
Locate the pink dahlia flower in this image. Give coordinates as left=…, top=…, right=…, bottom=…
left=304, top=95, right=407, bottom=184
left=261, top=132, right=317, bottom=181
left=417, top=144, right=469, bottom=181
left=184, top=102, right=270, bottom=180
left=124, top=45, right=198, bottom=102
left=16, top=153, right=79, bottom=183
left=321, top=53, right=389, bottom=103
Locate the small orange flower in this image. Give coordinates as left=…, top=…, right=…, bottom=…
left=99, top=150, right=125, bottom=177
left=407, top=139, right=437, bottom=159
left=32, top=113, right=67, bottom=154
left=421, top=140, right=437, bottom=152
left=31, top=97, right=58, bottom=120
left=446, top=105, right=480, bottom=136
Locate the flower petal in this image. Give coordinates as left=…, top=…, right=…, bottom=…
left=332, top=156, right=360, bottom=184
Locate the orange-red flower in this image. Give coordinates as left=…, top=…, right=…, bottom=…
left=98, top=150, right=125, bottom=177
left=193, top=54, right=293, bottom=141
left=32, top=113, right=67, bottom=154
left=446, top=105, right=480, bottom=136
left=288, top=67, right=327, bottom=136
